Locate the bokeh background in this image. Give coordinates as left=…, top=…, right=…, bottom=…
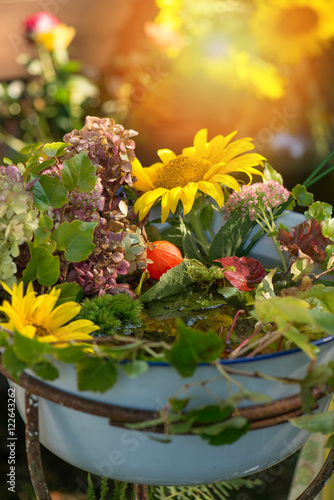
left=1, top=0, right=334, bottom=498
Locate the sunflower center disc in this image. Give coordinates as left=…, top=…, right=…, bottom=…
left=153, top=154, right=211, bottom=189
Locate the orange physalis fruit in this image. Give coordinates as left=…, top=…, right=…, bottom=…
left=146, top=240, right=183, bottom=280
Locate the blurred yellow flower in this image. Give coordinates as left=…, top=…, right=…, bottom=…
left=0, top=281, right=98, bottom=344
left=132, top=129, right=265, bottom=223
left=36, top=23, right=76, bottom=51
left=250, top=0, right=334, bottom=65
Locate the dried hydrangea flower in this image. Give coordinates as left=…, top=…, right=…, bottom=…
left=0, top=166, right=39, bottom=285
left=224, top=180, right=290, bottom=221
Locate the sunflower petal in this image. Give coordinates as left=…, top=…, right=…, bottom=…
left=132, top=158, right=156, bottom=191
left=193, top=129, right=208, bottom=157
left=180, top=183, right=198, bottom=215
left=134, top=188, right=168, bottom=220
left=161, top=187, right=182, bottom=223
left=208, top=174, right=241, bottom=191
left=157, top=149, right=177, bottom=164
left=198, top=181, right=224, bottom=208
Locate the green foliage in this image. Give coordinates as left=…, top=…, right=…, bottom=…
left=209, top=212, right=253, bottom=260
left=55, top=282, right=85, bottom=306
left=292, top=184, right=314, bottom=206
left=77, top=293, right=142, bottom=336
left=290, top=409, right=334, bottom=434
left=139, top=261, right=193, bottom=303
left=52, top=220, right=96, bottom=262
left=32, top=175, right=68, bottom=210
left=165, top=320, right=224, bottom=377
left=305, top=201, right=333, bottom=223
left=263, top=162, right=283, bottom=184
left=61, top=150, right=97, bottom=192
left=23, top=243, right=60, bottom=286
left=77, top=357, right=118, bottom=393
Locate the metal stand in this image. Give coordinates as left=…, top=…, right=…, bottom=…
left=0, top=357, right=333, bottom=500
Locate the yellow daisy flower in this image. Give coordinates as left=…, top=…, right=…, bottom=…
left=0, top=281, right=98, bottom=344
left=132, top=129, right=265, bottom=223
left=250, top=0, right=334, bottom=65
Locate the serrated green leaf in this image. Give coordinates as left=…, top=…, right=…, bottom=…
left=292, top=184, right=314, bottom=207
left=32, top=175, right=68, bottom=210
left=54, top=282, right=85, bottom=306
left=2, top=346, right=27, bottom=381
left=33, top=213, right=53, bottom=246
left=139, top=261, right=192, bottom=303
left=31, top=360, right=59, bottom=380
left=290, top=410, right=334, bottom=434
left=263, top=163, right=283, bottom=184
left=77, top=357, right=118, bottom=393
left=209, top=213, right=253, bottom=260
left=23, top=243, right=60, bottom=286
left=29, top=158, right=55, bottom=176
left=120, top=360, right=148, bottom=378
left=165, top=320, right=223, bottom=377
left=61, top=150, right=97, bottom=192
left=43, top=142, right=69, bottom=157
left=52, top=220, right=96, bottom=262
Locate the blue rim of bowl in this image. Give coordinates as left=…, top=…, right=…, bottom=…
left=146, top=334, right=334, bottom=367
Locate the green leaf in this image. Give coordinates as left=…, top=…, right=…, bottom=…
left=55, top=345, right=89, bottom=363
left=165, top=320, right=224, bottom=377
left=195, top=416, right=250, bottom=445
left=0, top=330, right=9, bottom=347
left=54, top=282, right=85, bottom=305
left=139, top=261, right=192, bottom=303
left=186, top=404, right=233, bottom=424
left=263, top=163, right=283, bottom=184
left=290, top=410, right=334, bottom=434
left=43, top=142, right=69, bottom=157
left=209, top=213, right=253, bottom=260
left=20, top=142, right=43, bottom=155
left=23, top=243, right=60, bottom=286
left=33, top=175, right=68, bottom=210
left=33, top=212, right=53, bottom=246
left=61, top=150, right=97, bottom=192
left=77, top=357, right=118, bottom=392
left=52, top=220, right=96, bottom=262
left=120, top=360, right=148, bottom=378
left=169, top=398, right=190, bottom=412
left=292, top=184, right=314, bottom=207
left=27, top=158, right=55, bottom=176
left=12, top=330, right=53, bottom=364
left=310, top=309, right=334, bottom=335
left=182, top=231, right=203, bottom=260
left=255, top=268, right=276, bottom=300
left=305, top=202, right=333, bottom=223
left=2, top=346, right=27, bottom=381
left=31, top=360, right=59, bottom=380
left=322, top=218, right=334, bottom=242
left=200, top=204, right=214, bottom=229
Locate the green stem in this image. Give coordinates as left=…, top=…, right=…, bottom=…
left=186, top=210, right=211, bottom=255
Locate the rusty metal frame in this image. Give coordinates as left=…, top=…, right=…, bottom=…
left=0, top=356, right=333, bottom=499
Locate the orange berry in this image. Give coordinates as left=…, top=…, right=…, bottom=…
left=146, top=240, right=183, bottom=280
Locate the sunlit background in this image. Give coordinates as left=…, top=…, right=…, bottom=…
left=1, top=0, right=334, bottom=497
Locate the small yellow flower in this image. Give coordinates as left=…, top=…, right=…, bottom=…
left=35, top=23, right=76, bottom=51
left=250, top=0, right=334, bottom=65
left=0, top=281, right=98, bottom=344
left=132, top=129, right=265, bottom=223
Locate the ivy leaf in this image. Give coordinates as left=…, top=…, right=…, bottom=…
left=165, top=320, right=224, bottom=377
left=290, top=410, right=334, bottom=434
left=42, top=142, right=69, bottom=157
left=33, top=212, right=53, bottom=246
left=255, top=268, right=276, bottom=300
left=52, top=220, right=96, bottom=262
left=120, top=360, right=149, bottom=378
left=33, top=175, right=68, bottom=210
left=194, top=416, right=250, bottom=446
left=292, top=184, right=314, bottom=207
left=23, top=243, right=60, bottom=286
left=61, top=150, right=97, bottom=193
left=209, top=213, right=253, bottom=260
left=139, top=261, right=192, bottom=303
left=2, top=346, right=27, bottom=382
left=77, top=357, right=118, bottom=393
left=31, top=360, right=59, bottom=380
left=55, top=282, right=85, bottom=306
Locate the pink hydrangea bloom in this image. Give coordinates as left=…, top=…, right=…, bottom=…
left=224, top=180, right=290, bottom=221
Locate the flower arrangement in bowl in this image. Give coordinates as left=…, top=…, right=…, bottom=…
left=1, top=116, right=334, bottom=491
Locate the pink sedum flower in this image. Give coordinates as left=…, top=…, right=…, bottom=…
left=224, top=180, right=290, bottom=221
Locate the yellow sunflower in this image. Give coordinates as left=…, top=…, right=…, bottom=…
left=36, top=23, right=76, bottom=51
left=0, top=281, right=98, bottom=344
left=250, top=0, right=334, bottom=65
left=132, top=129, right=265, bottom=223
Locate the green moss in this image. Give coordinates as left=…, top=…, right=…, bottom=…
left=77, top=293, right=142, bottom=336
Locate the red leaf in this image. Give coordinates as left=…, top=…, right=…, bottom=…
left=214, top=256, right=267, bottom=292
